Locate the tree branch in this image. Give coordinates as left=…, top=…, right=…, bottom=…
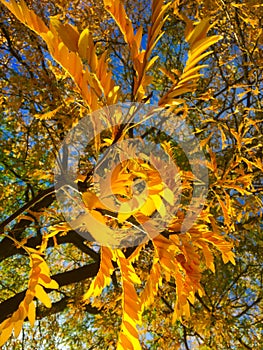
left=0, top=186, right=55, bottom=235
left=0, top=261, right=100, bottom=323
left=0, top=230, right=99, bottom=262
left=36, top=296, right=100, bottom=319
left=236, top=296, right=262, bottom=318
left=0, top=187, right=56, bottom=263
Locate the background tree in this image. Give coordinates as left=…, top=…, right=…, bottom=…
left=0, top=0, right=262, bottom=349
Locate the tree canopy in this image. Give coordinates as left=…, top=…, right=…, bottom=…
left=0, top=0, right=262, bottom=349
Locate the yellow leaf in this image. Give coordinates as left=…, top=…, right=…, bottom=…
left=180, top=65, right=205, bottom=83
left=11, top=307, right=24, bottom=322
left=151, top=194, right=166, bottom=217
left=27, top=302, right=36, bottom=327
left=202, top=245, right=215, bottom=273
left=83, top=247, right=114, bottom=300
left=1, top=0, right=49, bottom=35
left=34, top=106, right=61, bottom=120
left=123, top=320, right=139, bottom=340
left=160, top=187, right=174, bottom=205
left=50, top=17, right=79, bottom=52
left=217, top=196, right=230, bottom=226
left=0, top=323, right=13, bottom=347
left=117, top=333, right=135, bottom=350
left=189, top=35, right=222, bottom=62
left=140, top=257, right=162, bottom=309
left=222, top=251, right=236, bottom=265
left=178, top=74, right=202, bottom=86
left=139, top=197, right=156, bottom=217
left=82, top=191, right=107, bottom=211
left=13, top=319, right=23, bottom=338
left=185, top=51, right=213, bottom=72
left=78, top=28, right=97, bottom=67
left=35, top=284, right=52, bottom=308
left=134, top=26, right=143, bottom=50
left=39, top=274, right=59, bottom=289
left=186, top=18, right=211, bottom=45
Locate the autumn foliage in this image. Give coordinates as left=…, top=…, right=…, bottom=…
left=0, top=0, right=262, bottom=349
